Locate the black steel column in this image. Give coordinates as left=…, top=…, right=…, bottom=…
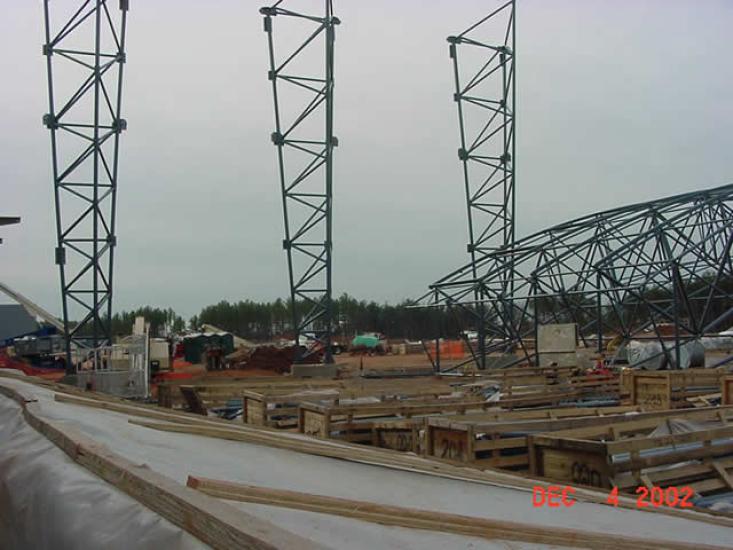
left=43, top=0, right=129, bottom=368
left=262, top=1, right=339, bottom=363
left=447, top=0, right=516, bottom=368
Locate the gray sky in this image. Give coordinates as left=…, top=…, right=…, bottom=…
left=1, top=0, right=732, bottom=319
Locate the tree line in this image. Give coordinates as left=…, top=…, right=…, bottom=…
left=106, top=272, right=733, bottom=342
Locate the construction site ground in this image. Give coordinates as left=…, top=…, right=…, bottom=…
left=1, top=373, right=731, bottom=549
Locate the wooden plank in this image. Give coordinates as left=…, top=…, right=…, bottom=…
left=187, top=476, right=727, bottom=550
left=606, top=425, right=733, bottom=455
left=300, top=408, right=328, bottom=438
left=722, top=376, right=733, bottom=406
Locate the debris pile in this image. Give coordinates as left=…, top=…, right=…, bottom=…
left=225, top=345, right=321, bottom=373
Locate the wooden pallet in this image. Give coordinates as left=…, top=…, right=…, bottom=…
left=528, top=406, right=733, bottom=494
left=630, top=369, right=724, bottom=410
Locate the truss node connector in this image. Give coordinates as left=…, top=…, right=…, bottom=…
left=458, top=148, right=469, bottom=161
left=112, top=119, right=127, bottom=132
left=331, top=17, right=341, bottom=25
left=260, top=7, right=277, bottom=17
left=331, top=136, right=339, bottom=147
left=55, top=247, right=66, bottom=266
left=271, top=132, right=285, bottom=145
left=446, top=36, right=460, bottom=45
left=42, top=44, right=52, bottom=56
left=43, top=114, right=58, bottom=130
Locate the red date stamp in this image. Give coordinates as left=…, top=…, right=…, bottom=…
left=532, top=485, right=695, bottom=509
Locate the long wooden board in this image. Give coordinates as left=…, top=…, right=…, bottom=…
left=186, top=476, right=729, bottom=550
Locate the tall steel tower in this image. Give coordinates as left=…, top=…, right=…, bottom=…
left=447, top=1, right=516, bottom=368
left=261, top=1, right=338, bottom=363
left=43, top=0, right=129, bottom=366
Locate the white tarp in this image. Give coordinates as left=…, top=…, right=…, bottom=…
left=0, top=394, right=205, bottom=550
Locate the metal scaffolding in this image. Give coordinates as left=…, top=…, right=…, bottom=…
left=419, top=184, right=733, bottom=372
left=447, top=1, right=516, bottom=368
left=261, top=1, right=338, bottom=363
left=43, top=0, right=129, bottom=365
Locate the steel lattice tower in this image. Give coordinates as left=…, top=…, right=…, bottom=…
left=261, top=1, right=338, bottom=363
left=447, top=1, right=516, bottom=368
left=43, top=0, right=129, bottom=366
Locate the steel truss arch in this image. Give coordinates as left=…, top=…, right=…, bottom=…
left=420, top=184, right=733, bottom=372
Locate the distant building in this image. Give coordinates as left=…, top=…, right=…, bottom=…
left=0, top=304, right=39, bottom=342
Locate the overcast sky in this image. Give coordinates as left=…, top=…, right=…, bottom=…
left=1, top=0, right=732, bottom=320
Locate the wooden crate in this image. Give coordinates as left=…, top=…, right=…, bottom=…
left=528, top=406, right=733, bottom=493
left=619, top=369, right=633, bottom=403
left=630, top=369, right=723, bottom=410
left=371, top=419, right=422, bottom=453
left=298, top=398, right=498, bottom=445
left=157, top=377, right=344, bottom=409
left=722, top=375, right=733, bottom=405
left=243, top=383, right=464, bottom=428
left=425, top=405, right=644, bottom=470
left=498, top=373, right=620, bottom=410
